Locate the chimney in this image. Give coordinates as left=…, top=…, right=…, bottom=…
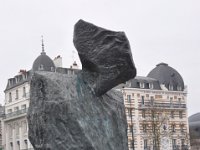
left=53, top=55, right=63, bottom=68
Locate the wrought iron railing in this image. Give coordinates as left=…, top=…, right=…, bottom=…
left=138, top=101, right=186, bottom=109
left=4, top=108, right=28, bottom=119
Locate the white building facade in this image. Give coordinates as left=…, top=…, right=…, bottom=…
left=2, top=48, right=80, bottom=150
left=122, top=63, right=190, bottom=150
left=2, top=70, right=33, bottom=150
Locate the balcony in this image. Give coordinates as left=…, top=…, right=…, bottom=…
left=4, top=108, right=28, bottom=119
left=138, top=101, right=186, bottom=110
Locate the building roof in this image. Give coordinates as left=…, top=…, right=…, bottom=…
left=189, top=113, right=200, bottom=138
left=147, top=63, right=184, bottom=91
left=32, top=51, right=55, bottom=72
left=189, top=113, right=200, bottom=123
left=127, top=76, right=162, bottom=90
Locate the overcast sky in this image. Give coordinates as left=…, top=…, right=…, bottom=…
left=0, top=0, right=199, bottom=116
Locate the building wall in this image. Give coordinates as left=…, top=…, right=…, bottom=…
left=2, top=80, right=33, bottom=150
left=122, top=88, right=189, bottom=150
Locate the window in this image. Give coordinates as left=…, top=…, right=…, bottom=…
left=8, top=124, right=12, bottom=138
left=153, top=139, right=156, bottom=150
left=23, top=87, right=26, bottom=97
left=170, top=98, right=173, bottom=107
left=127, top=95, right=131, bottom=103
left=177, top=85, right=182, bottom=91
left=140, top=82, right=144, bottom=88
left=142, top=110, right=145, bottom=118
left=180, top=124, right=184, bottom=133
left=15, top=124, right=19, bottom=136
left=181, top=139, right=184, bottom=146
left=24, top=140, right=28, bottom=149
left=129, top=124, right=133, bottom=133
left=7, top=109, right=12, bottom=114
left=151, top=111, right=155, bottom=118
left=171, top=111, right=174, bottom=118
left=23, top=121, right=27, bottom=133
left=21, top=104, right=26, bottom=110
left=14, top=107, right=19, bottom=112
left=143, top=124, right=147, bottom=132
left=179, top=111, right=183, bottom=119
left=178, top=98, right=181, bottom=106
left=169, top=84, right=173, bottom=90
left=136, top=82, right=140, bottom=87
left=9, top=92, right=12, bottom=102
left=172, top=124, right=176, bottom=132
left=152, top=124, right=156, bottom=132
left=51, top=67, right=54, bottom=72
left=142, top=96, right=145, bottom=105
left=149, top=83, right=154, bottom=89
left=146, top=83, right=149, bottom=89
left=10, top=142, right=13, bottom=150
left=163, top=124, right=167, bottom=130
left=172, top=139, right=176, bottom=149
left=39, top=64, right=44, bottom=70
left=144, top=139, right=148, bottom=149
left=150, top=97, right=154, bottom=105
left=16, top=90, right=19, bottom=100
left=127, top=108, right=132, bottom=117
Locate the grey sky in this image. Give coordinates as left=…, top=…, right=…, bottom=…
left=0, top=0, right=199, bottom=116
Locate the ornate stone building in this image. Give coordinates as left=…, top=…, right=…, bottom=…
left=121, top=63, right=190, bottom=150
left=2, top=46, right=79, bottom=150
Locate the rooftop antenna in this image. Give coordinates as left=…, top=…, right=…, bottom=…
left=41, top=35, right=46, bottom=54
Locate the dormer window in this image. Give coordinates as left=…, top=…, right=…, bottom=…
left=38, top=64, right=44, bottom=71
left=136, top=82, right=140, bottom=87
left=169, top=84, right=173, bottom=90
left=140, top=82, right=144, bottom=88
left=149, top=83, right=153, bottom=89
left=51, top=67, right=55, bottom=72
left=146, top=83, right=149, bottom=89
left=177, top=85, right=182, bottom=91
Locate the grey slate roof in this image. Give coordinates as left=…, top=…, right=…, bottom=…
left=147, top=63, right=184, bottom=91
left=125, top=76, right=161, bottom=90
left=189, top=113, right=200, bottom=138
left=32, top=52, right=55, bottom=72
left=189, top=113, right=200, bottom=123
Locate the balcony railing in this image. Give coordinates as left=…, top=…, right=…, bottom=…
left=138, top=101, right=186, bottom=109
left=4, top=108, right=28, bottom=119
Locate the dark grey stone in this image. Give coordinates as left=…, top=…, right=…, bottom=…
left=28, top=72, right=128, bottom=150
left=73, top=20, right=136, bottom=96
left=28, top=20, right=137, bottom=150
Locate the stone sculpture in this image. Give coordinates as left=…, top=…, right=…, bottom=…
left=28, top=20, right=136, bottom=150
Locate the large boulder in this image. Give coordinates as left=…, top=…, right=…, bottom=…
left=28, top=72, right=129, bottom=150
left=28, top=20, right=136, bottom=150
left=73, top=20, right=136, bottom=96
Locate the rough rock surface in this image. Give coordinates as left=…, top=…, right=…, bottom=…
left=28, top=72, right=128, bottom=150
left=73, top=20, right=136, bottom=96
left=28, top=20, right=136, bottom=150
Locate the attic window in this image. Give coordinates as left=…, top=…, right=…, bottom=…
left=140, top=82, right=144, bottom=88
left=149, top=83, right=154, bottom=89
left=177, top=85, right=182, bottom=91
left=39, top=64, right=44, bottom=70
left=51, top=67, right=54, bottom=72
left=169, top=84, right=173, bottom=91
left=146, top=83, right=149, bottom=89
